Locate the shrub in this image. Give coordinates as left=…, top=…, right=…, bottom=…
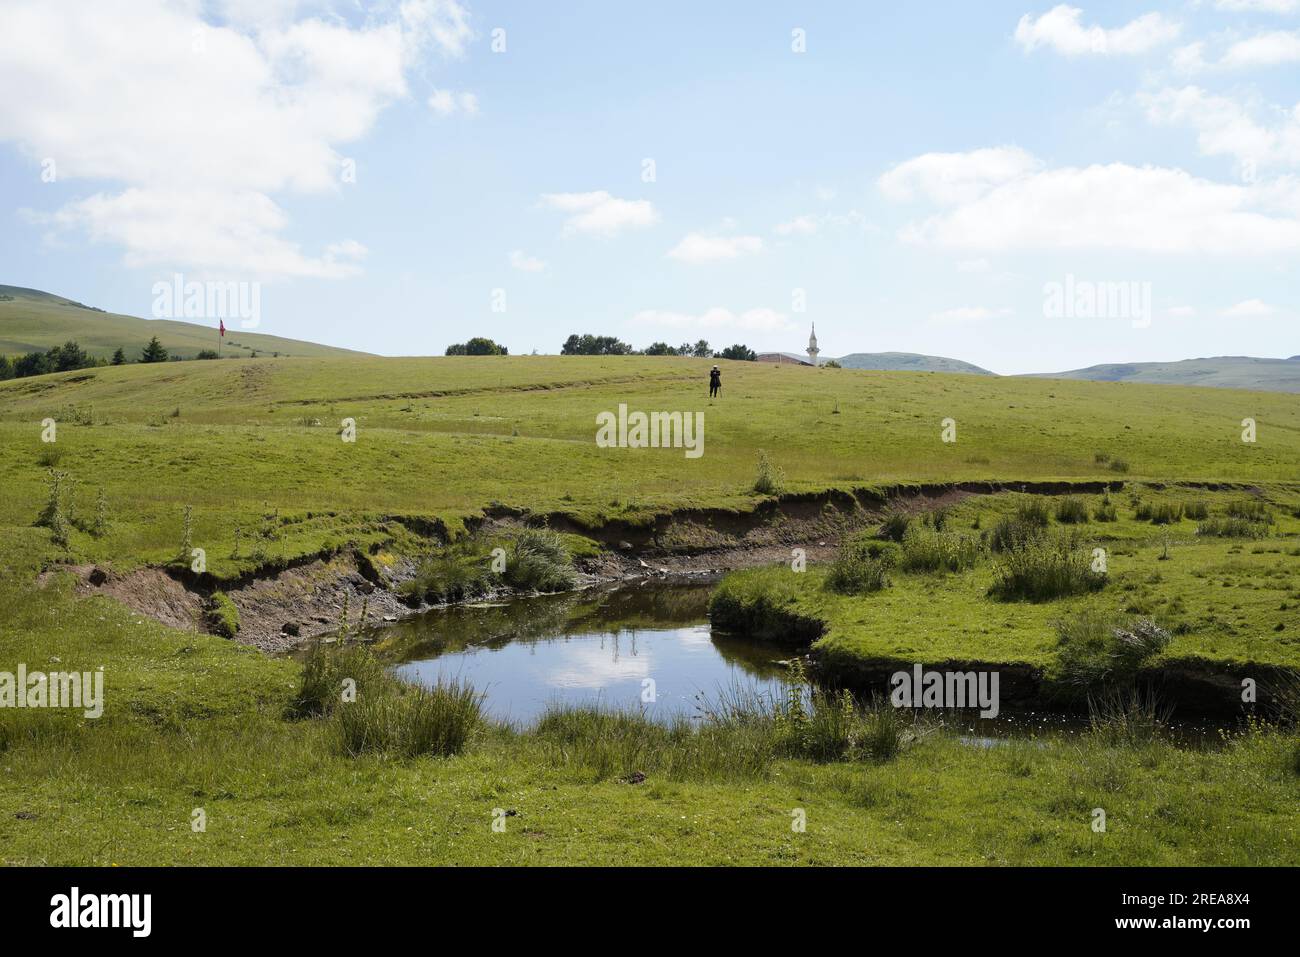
left=1056, top=610, right=1172, bottom=688
left=205, top=591, right=240, bottom=639
left=752, top=450, right=785, bottom=495
left=1015, top=496, right=1052, bottom=528
left=826, top=537, right=895, bottom=594
left=988, top=532, right=1106, bottom=602
left=288, top=641, right=387, bottom=718
left=1054, top=497, right=1089, bottom=524
left=36, top=445, right=65, bottom=467
left=1145, top=501, right=1184, bottom=525
left=332, top=679, right=483, bottom=758
left=504, top=529, right=576, bottom=593
left=879, top=509, right=911, bottom=542
left=1197, top=517, right=1268, bottom=539
left=1225, top=499, right=1274, bottom=524
left=899, top=524, right=981, bottom=573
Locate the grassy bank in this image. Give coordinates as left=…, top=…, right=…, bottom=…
left=2, top=573, right=1297, bottom=866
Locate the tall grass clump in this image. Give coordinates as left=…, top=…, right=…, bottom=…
left=333, top=679, right=483, bottom=759
left=752, top=450, right=785, bottom=495
left=1054, top=496, right=1089, bottom=524
left=879, top=509, right=911, bottom=542
left=399, top=542, right=496, bottom=604
left=1197, top=517, right=1268, bottom=539
left=1183, top=500, right=1210, bottom=520
left=899, top=524, right=980, bottom=573
left=1055, top=609, right=1172, bottom=688
left=826, top=536, right=896, bottom=594
left=1225, top=499, right=1274, bottom=524
left=1087, top=687, right=1172, bottom=748
left=503, top=528, right=576, bottom=593
left=288, top=640, right=388, bottom=718
left=988, top=532, right=1106, bottom=602
left=36, top=468, right=71, bottom=547
left=771, top=664, right=911, bottom=763
left=987, top=498, right=1050, bottom=553
left=1136, top=501, right=1183, bottom=525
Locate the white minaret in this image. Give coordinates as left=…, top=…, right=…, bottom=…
left=806, top=323, right=820, bottom=367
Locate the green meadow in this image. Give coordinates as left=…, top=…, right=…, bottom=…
left=1, top=355, right=1298, bottom=865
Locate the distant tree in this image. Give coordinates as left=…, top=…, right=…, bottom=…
left=644, top=342, right=674, bottom=356
left=140, top=336, right=169, bottom=363
left=0, top=355, right=13, bottom=381
left=196, top=349, right=220, bottom=360
left=111, top=347, right=126, bottom=366
left=49, top=340, right=90, bottom=372
left=692, top=340, right=712, bottom=358
left=561, top=333, right=633, bottom=355
left=718, top=343, right=757, bottom=361
left=823, top=359, right=841, bottom=368
left=465, top=337, right=507, bottom=355
left=14, top=351, right=52, bottom=377
left=445, top=343, right=467, bottom=356
left=677, top=342, right=694, bottom=356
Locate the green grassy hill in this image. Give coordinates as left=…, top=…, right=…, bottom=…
left=1031, top=356, right=1300, bottom=393
left=834, top=351, right=995, bottom=375
left=0, top=284, right=369, bottom=360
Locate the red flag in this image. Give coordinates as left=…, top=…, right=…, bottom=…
left=219, top=319, right=225, bottom=337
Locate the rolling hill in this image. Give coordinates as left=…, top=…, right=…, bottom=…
left=0, top=284, right=369, bottom=360
left=832, top=351, right=995, bottom=375
left=1031, top=356, right=1300, bottom=393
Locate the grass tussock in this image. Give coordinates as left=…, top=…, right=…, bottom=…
left=1055, top=608, right=1172, bottom=688
left=898, top=524, right=981, bottom=573
left=399, top=528, right=576, bottom=603
left=332, top=678, right=483, bottom=759
left=1086, top=687, right=1173, bottom=748
left=826, top=535, right=896, bottom=594
left=1197, top=516, right=1269, bottom=538
left=988, top=531, right=1106, bottom=602
left=1054, top=496, right=1090, bottom=524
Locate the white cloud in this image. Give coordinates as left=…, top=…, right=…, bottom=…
left=879, top=147, right=1041, bottom=205
left=666, top=232, right=763, bottom=263
left=539, top=191, right=659, bottom=237
left=772, top=211, right=870, bottom=236
left=1221, top=31, right=1300, bottom=68
left=428, top=88, right=479, bottom=115
left=1014, top=5, right=1180, bottom=56
left=1222, top=298, right=1278, bottom=317
left=1215, top=0, right=1298, bottom=12
left=1140, top=86, right=1300, bottom=168
left=930, top=306, right=1012, bottom=323
left=508, top=249, right=545, bottom=272
left=1167, top=305, right=1197, bottom=317
left=0, top=0, right=472, bottom=279
left=631, top=307, right=794, bottom=332
left=774, top=216, right=819, bottom=236
left=882, top=147, right=1300, bottom=254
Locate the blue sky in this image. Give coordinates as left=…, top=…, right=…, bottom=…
left=1, top=0, right=1297, bottom=373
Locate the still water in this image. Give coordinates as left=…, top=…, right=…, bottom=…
left=373, top=582, right=792, bottom=724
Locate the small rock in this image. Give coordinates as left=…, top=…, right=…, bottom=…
left=617, top=541, right=634, bottom=551
left=623, top=771, right=647, bottom=785
left=382, top=615, right=398, bottom=622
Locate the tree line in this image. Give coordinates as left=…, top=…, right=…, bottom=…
left=0, top=336, right=234, bottom=381
left=561, top=335, right=756, bottom=360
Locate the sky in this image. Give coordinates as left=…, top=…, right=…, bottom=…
left=0, top=0, right=1298, bottom=374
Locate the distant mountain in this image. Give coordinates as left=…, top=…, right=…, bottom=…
left=1030, top=356, right=1300, bottom=393
left=832, top=352, right=995, bottom=375
left=0, top=284, right=369, bottom=360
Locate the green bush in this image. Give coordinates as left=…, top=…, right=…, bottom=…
left=504, top=528, right=576, bottom=593
left=1197, top=517, right=1269, bottom=538
left=332, top=678, right=483, bottom=758
left=879, top=510, right=911, bottom=542
left=826, top=536, right=895, bottom=594
left=752, top=450, right=785, bottom=495
left=1054, top=497, right=1089, bottom=524
left=899, top=524, right=981, bottom=573
left=988, top=532, right=1106, bottom=602
left=205, top=591, right=240, bottom=639
left=288, top=640, right=388, bottom=718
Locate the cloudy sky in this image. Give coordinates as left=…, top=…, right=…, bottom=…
left=1, top=0, right=1297, bottom=373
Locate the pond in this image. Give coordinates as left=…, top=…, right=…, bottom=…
left=372, top=582, right=793, bottom=724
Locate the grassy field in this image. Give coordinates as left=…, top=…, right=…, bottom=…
left=1, top=355, right=1298, bottom=865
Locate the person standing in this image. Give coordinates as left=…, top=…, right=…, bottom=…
left=709, top=365, right=721, bottom=399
